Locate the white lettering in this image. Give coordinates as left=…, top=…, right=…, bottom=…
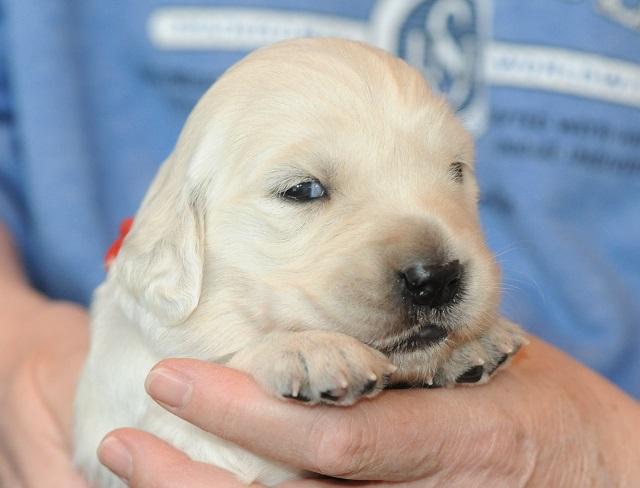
left=487, top=43, right=640, bottom=108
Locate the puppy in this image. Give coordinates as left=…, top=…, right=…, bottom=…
left=74, top=37, right=525, bottom=486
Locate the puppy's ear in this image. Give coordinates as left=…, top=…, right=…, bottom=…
left=112, top=156, right=205, bottom=326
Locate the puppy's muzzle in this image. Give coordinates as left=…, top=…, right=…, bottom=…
left=400, top=259, right=464, bottom=308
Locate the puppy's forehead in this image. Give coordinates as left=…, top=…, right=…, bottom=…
left=185, top=38, right=472, bottom=181
left=221, top=39, right=456, bottom=124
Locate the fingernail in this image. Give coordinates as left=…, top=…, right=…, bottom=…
left=98, top=436, right=132, bottom=481
left=145, top=367, right=193, bottom=409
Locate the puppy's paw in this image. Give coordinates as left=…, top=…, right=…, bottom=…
left=229, top=331, right=396, bottom=406
left=434, top=318, right=526, bottom=387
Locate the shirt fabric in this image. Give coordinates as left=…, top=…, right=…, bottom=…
left=1, top=0, right=639, bottom=396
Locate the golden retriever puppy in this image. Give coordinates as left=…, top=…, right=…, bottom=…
left=74, top=37, right=525, bottom=486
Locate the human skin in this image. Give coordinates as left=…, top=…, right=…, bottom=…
left=0, top=223, right=638, bottom=487
left=0, top=224, right=89, bottom=487
left=101, top=339, right=640, bottom=487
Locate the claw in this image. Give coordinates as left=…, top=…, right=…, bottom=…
left=291, top=379, right=301, bottom=398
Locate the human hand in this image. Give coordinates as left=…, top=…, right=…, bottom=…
left=0, top=298, right=90, bottom=487
left=99, top=336, right=640, bottom=487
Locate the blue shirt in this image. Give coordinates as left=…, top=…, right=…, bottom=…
left=1, top=0, right=639, bottom=396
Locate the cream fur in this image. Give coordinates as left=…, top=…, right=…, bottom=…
left=74, top=38, right=524, bottom=486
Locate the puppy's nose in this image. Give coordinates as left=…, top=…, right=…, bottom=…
left=401, top=260, right=463, bottom=307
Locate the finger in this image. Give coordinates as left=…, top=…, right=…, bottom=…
left=143, top=358, right=504, bottom=481
left=281, top=478, right=384, bottom=487
left=281, top=480, right=430, bottom=488
left=98, top=428, right=261, bottom=488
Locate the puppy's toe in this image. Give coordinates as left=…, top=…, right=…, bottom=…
left=434, top=318, right=526, bottom=387
left=295, top=339, right=396, bottom=405
left=231, top=331, right=396, bottom=406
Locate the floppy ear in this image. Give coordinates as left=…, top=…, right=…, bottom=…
left=111, top=155, right=205, bottom=326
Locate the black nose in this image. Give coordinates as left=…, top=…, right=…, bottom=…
left=401, top=260, right=463, bottom=307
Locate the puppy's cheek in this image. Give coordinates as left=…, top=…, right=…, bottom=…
left=466, top=248, right=501, bottom=312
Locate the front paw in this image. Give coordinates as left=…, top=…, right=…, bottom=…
left=433, top=318, right=526, bottom=387
left=229, top=331, right=396, bottom=406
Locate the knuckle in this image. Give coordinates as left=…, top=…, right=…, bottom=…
left=309, top=410, right=377, bottom=478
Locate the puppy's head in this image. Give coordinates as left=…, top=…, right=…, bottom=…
left=113, top=38, right=500, bottom=381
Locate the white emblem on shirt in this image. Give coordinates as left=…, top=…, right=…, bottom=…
left=597, top=0, right=640, bottom=31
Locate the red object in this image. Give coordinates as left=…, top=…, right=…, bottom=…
left=104, top=217, right=134, bottom=269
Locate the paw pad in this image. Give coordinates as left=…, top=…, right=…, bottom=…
left=359, top=379, right=378, bottom=396
left=283, top=393, right=311, bottom=403
left=320, top=388, right=347, bottom=402
left=456, top=365, right=484, bottom=383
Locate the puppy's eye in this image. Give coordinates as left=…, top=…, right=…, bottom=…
left=281, top=180, right=327, bottom=202
left=449, top=162, right=465, bottom=183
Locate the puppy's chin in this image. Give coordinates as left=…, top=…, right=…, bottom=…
left=363, top=300, right=500, bottom=387
left=372, top=291, right=492, bottom=352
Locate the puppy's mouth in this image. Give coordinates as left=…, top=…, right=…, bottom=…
left=377, top=279, right=469, bottom=354
left=377, top=323, right=448, bottom=355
